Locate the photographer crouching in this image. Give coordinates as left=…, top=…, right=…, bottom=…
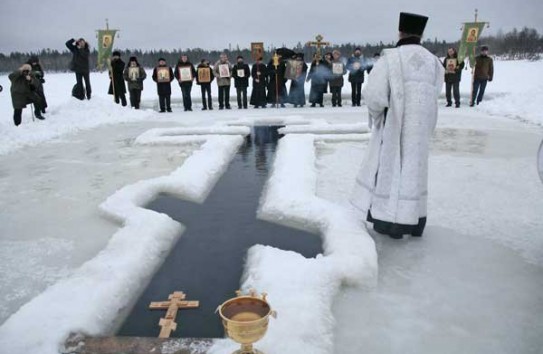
left=8, top=63, right=46, bottom=126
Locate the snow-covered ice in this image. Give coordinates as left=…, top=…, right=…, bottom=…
left=0, top=60, right=542, bottom=354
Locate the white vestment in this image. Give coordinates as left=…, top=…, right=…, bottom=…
left=351, top=44, right=444, bottom=225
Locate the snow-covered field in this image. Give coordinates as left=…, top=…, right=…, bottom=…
left=0, top=60, right=542, bottom=354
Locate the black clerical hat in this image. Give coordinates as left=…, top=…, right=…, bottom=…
left=399, top=12, right=428, bottom=36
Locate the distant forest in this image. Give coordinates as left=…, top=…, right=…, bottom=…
left=1, top=27, right=541, bottom=73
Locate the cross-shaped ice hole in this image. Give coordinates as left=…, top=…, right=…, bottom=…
left=118, top=126, right=323, bottom=338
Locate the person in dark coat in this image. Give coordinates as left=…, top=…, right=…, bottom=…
left=266, top=55, right=287, bottom=107
left=123, top=56, right=147, bottom=109
left=443, top=47, right=464, bottom=108
left=346, top=47, right=367, bottom=106
left=196, top=59, right=214, bottom=110
left=65, top=38, right=91, bottom=100
left=329, top=50, right=347, bottom=107
left=288, top=53, right=308, bottom=107
left=232, top=55, right=251, bottom=109
left=174, top=55, right=197, bottom=111
left=307, top=54, right=327, bottom=107
left=470, top=45, right=494, bottom=106
left=250, top=57, right=268, bottom=108
left=107, top=51, right=127, bottom=106
left=9, top=63, right=46, bottom=126
left=152, top=58, right=174, bottom=112
left=26, top=56, right=48, bottom=113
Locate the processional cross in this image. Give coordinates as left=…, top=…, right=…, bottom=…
left=306, top=34, right=330, bottom=59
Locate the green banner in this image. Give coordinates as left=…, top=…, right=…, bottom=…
left=97, top=30, right=117, bottom=70
left=458, top=22, right=486, bottom=68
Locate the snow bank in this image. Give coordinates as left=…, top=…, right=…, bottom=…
left=0, top=131, right=246, bottom=354
left=209, top=134, right=377, bottom=354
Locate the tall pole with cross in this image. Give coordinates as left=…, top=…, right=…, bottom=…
left=306, top=34, right=331, bottom=60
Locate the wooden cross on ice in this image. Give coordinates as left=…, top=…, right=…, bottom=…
left=149, top=291, right=199, bottom=338
left=306, top=34, right=330, bottom=60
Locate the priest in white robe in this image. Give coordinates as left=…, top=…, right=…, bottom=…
left=351, top=12, right=444, bottom=239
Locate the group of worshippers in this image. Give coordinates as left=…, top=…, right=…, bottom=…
left=105, top=49, right=376, bottom=113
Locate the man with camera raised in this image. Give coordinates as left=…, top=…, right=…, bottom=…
left=8, top=63, right=46, bottom=126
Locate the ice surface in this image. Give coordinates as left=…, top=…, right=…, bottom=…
left=325, top=123, right=543, bottom=352
left=0, top=121, right=195, bottom=324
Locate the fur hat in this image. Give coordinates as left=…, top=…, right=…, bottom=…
left=112, top=51, right=121, bottom=57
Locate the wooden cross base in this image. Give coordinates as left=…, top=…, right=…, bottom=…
left=149, top=291, right=199, bottom=338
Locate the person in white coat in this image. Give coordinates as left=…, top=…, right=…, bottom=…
left=351, top=12, right=444, bottom=239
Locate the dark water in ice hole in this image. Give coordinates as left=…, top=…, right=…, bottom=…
left=117, top=126, right=323, bottom=338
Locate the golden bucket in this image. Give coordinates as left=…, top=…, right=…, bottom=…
left=218, top=290, right=276, bottom=354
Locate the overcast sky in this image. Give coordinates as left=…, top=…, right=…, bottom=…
left=1, top=0, right=542, bottom=54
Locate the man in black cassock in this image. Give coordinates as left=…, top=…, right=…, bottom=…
left=250, top=57, right=268, bottom=108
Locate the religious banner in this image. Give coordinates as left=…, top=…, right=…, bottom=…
left=97, top=29, right=118, bottom=70
left=179, top=67, right=193, bottom=82
left=251, top=42, right=264, bottom=61
left=96, top=20, right=120, bottom=71
left=458, top=21, right=486, bottom=68
left=198, top=67, right=211, bottom=83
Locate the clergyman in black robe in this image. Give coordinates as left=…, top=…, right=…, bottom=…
left=250, top=57, right=268, bottom=108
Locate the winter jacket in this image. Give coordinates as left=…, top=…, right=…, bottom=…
left=474, top=54, right=494, bottom=81
left=108, top=58, right=126, bottom=95
left=347, top=55, right=367, bottom=83
left=174, top=61, right=197, bottom=86
left=443, top=55, right=465, bottom=83
left=232, top=62, right=251, bottom=88
left=9, top=70, right=43, bottom=109
left=123, top=65, right=147, bottom=90
left=152, top=65, right=174, bottom=96
left=213, top=60, right=233, bottom=86
left=196, top=64, right=215, bottom=85
left=65, top=39, right=90, bottom=74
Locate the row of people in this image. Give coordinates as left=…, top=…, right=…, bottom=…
left=108, top=49, right=377, bottom=112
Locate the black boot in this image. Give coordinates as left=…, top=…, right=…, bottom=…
left=35, top=109, right=45, bottom=120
